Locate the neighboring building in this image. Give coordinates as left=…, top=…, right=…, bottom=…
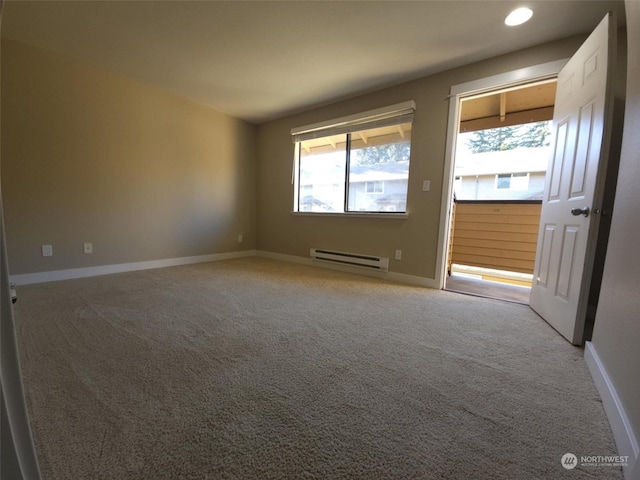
left=347, top=161, right=409, bottom=212
left=453, top=146, right=549, bottom=200
left=299, top=159, right=409, bottom=213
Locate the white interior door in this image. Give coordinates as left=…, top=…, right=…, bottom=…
left=530, top=13, right=616, bottom=345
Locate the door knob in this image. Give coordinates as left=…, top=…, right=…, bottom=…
left=571, top=207, right=590, bottom=217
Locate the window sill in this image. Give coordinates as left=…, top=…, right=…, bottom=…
left=291, top=212, right=408, bottom=220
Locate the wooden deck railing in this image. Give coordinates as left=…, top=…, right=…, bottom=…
left=448, top=200, right=542, bottom=275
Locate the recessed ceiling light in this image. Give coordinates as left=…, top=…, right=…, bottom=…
left=505, top=7, right=533, bottom=26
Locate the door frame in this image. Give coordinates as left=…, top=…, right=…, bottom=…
left=435, top=59, right=569, bottom=290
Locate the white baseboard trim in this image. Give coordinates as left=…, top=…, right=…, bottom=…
left=11, top=250, right=439, bottom=289
left=256, top=250, right=438, bottom=289
left=9, top=250, right=257, bottom=285
left=257, top=250, right=314, bottom=267
left=585, top=341, right=639, bottom=480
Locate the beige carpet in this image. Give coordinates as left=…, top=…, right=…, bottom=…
left=14, top=257, right=621, bottom=479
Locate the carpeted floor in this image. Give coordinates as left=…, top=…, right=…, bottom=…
left=14, top=257, right=622, bottom=479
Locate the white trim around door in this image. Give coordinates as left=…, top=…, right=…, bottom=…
left=434, top=59, right=569, bottom=290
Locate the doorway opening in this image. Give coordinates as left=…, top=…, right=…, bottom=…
left=444, top=79, right=558, bottom=304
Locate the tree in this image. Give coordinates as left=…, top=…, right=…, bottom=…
left=351, top=142, right=411, bottom=166
left=516, top=121, right=552, bottom=149
left=465, top=121, right=551, bottom=154
left=465, top=126, right=519, bottom=153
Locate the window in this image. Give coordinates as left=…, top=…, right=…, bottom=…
left=496, top=174, right=512, bottom=189
left=365, top=181, right=384, bottom=194
left=496, top=172, right=529, bottom=190
left=292, top=102, right=415, bottom=214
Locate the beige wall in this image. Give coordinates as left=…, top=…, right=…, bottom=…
left=1, top=40, right=257, bottom=275
left=256, top=36, right=586, bottom=279
left=592, top=0, right=640, bottom=455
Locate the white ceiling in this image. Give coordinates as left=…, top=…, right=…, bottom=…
left=1, top=0, right=625, bottom=124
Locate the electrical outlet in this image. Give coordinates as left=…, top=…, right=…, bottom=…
left=237, top=234, right=243, bottom=243
left=395, top=249, right=402, bottom=260
left=42, top=245, right=53, bottom=257
left=422, top=180, right=431, bottom=192
left=84, top=242, right=93, bottom=254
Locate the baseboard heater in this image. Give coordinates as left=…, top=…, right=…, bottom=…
left=310, top=248, right=389, bottom=272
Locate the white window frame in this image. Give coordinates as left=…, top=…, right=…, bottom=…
left=495, top=172, right=530, bottom=190
left=291, top=101, right=415, bottom=216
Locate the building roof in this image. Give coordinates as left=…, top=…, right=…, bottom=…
left=455, top=147, right=550, bottom=177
